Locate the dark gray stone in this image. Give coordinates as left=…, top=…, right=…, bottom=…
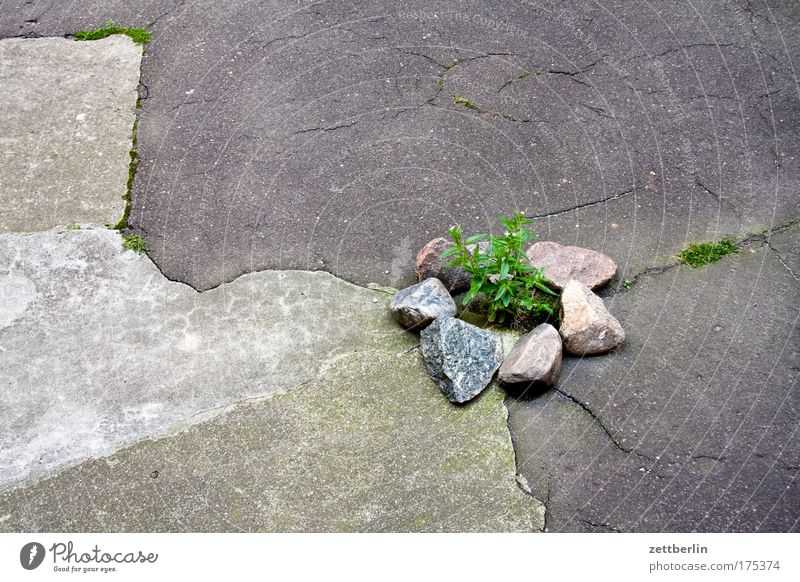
left=498, top=323, right=562, bottom=386
left=390, top=278, right=456, bottom=329
left=420, top=316, right=503, bottom=403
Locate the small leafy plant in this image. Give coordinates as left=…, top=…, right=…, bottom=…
left=441, top=211, right=558, bottom=324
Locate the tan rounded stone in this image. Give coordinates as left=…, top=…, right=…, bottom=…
left=559, top=280, right=625, bottom=355
left=526, top=241, right=617, bottom=290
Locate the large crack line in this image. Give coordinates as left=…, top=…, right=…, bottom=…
left=498, top=60, right=601, bottom=92
left=766, top=242, right=799, bottom=282
left=580, top=517, right=622, bottom=532
left=695, top=178, right=743, bottom=219
left=532, top=187, right=638, bottom=219
left=504, top=399, right=547, bottom=531
left=553, top=387, right=652, bottom=461
left=610, top=218, right=800, bottom=295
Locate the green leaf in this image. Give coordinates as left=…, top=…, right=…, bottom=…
left=439, top=246, right=461, bottom=259
left=465, top=234, right=487, bottom=245
left=499, top=261, right=510, bottom=279
left=448, top=224, right=463, bottom=245
left=533, top=280, right=558, bottom=295
left=464, top=278, right=483, bottom=303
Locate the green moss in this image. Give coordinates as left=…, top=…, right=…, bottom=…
left=114, top=117, right=138, bottom=230
left=121, top=233, right=147, bottom=254
left=73, top=20, right=151, bottom=45
left=678, top=238, right=738, bottom=267
left=443, top=59, right=459, bottom=71
left=453, top=93, right=486, bottom=113
left=64, top=222, right=81, bottom=231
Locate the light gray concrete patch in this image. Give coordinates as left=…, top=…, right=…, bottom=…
left=0, top=36, right=141, bottom=232
left=0, top=227, right=412, bottom=489
left=0, top=351, right=544, bottom=532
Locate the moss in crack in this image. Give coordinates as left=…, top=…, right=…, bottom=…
left=678, top=238, right=738, bottom=267
left=121, top=233, right=147, bottom=254
left=443, top=58, right=460, bottom=71
left=73, top=19, right=151, bottom=46
left=453, top=93, right=486, bottom=113
left=114, top=116, right=138, bottom=230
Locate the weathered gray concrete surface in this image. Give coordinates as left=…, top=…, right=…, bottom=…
left=0, top=1, right=797, bottom=533
left=0, top=36, right=141, bottom=231
left=3, top=0, right=796, bottom=290
left=0, top=227, right=411, bottom=488
left=508, top=226, right=799, bottom=532
left=0, top=350, right=544, bottom=532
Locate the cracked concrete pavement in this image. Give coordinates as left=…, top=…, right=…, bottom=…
left=0, top=29, right=542, bottom=532
left=0, top=0, right=798, bottom=531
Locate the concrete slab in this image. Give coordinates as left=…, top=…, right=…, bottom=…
left=0, top=1, right=797, bottom=533
left=0, top=227, right=412, bottom=489
left=0, top=345, right=543, bottom=532
left=1, top=1, right=786, bottom=291
left=507, top=230, right=800, bottom=532
left=0, top=36, right=140, bottom=232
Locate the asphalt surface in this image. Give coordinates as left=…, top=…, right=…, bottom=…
left=1, top=0, right=797, bottom=532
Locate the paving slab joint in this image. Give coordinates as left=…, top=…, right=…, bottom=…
left=504, top=397, right=547, bottom=532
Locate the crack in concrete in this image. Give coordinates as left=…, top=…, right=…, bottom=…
left=539, top=471, right=554, bottom=532
left=579, top=103, right=614, bottom=119
left=692, top=453, right=727, bottom=462
left=766, top=242, right=799, bottom=282
left=531, top=187, right=638, bottom=219
left=553, top=387, right=654, bottom=461
left=695, top=178, right=743, bottom=219
left=610, top=219, right=800, bottom=295
left=497, top=60, right=601, bottom=92
left=504, top=398, right=547, bottom=531
left=580, top=517, right=622, bottom=532
left=292, top=120, right=359, bottom=135
left=396, top=48, right=533, bottom=123
left=397, top=48, right=516, bottom=73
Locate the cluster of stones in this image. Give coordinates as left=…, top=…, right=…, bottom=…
left=391, top=239, right=624, bottom=403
